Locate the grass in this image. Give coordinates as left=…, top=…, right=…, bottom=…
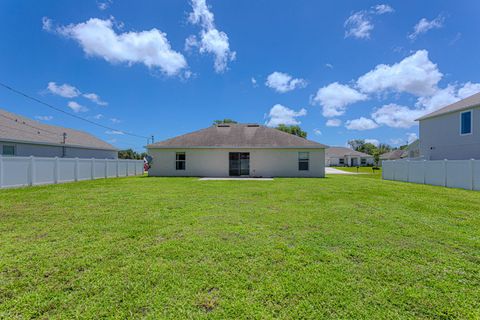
left=1, top=175, right=480, bottom=319
left=333, top=166, right=382, bottom=174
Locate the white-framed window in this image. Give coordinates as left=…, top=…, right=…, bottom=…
left=2, top=145, right=15, bottom=156
left=298, top=152, right=309, bottom=171
left=175, top=152, right=186, bottom=170
left=339, top=158, right=345, bottom=165
left=361, top=158, right=367, bottom=165
left=460, top=110, right=472, bottom=135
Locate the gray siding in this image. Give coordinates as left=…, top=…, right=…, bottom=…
left=0, top=141, right=117, bottom=159
left=148, top=148, right=325, bottom=178
left=419, top=106, right=480, bottom=160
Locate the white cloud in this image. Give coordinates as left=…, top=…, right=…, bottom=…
left=312, top=82, right=368, bottom=117
left=251, top=77, right=258, bottom=87
left=344, top=11, right=373, bottom=39
left=110, top=118, right=121, bottom=124
left=356, top=50, right=442, bottom=96
left=56, top=17, right=187, bottom=76
left=83, top=93, right=108, bottom=106
left=97, top=0, right=112, bottom=10
left=93, top=114, right=103, bottom=119
left=67, top=101, right=88, bottom=113
left=457, top=82, right=480, bottom=99
left=187, top=0, right=236, bottom=73
left=265, top=104, right=307, bottom=127
left=409, top=15, right=444, bottom=40
left=365, top=139, right=380, bottom=146
left=326, top=119, right=342, bottom=127
left=345, top=117, right=379, bottom=130
left=372, top=4, right=394, bottom=14
left=35, top=115, right=53, bottom=121
left=105, top=130, right=124, bottom=135
left=313, top=128, right=322, bottom=135
left=371, top=103, right=423, bottom=128
left=42, top=17, right=52, bottom=31
left=325, top=63, right=333, bottom=69
left=47, top=82, right=81, bottom=98
left=407, top=133, right=418, bottom=144
left=265, top=72, right=307, bottom=93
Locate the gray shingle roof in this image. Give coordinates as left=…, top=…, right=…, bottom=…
left=380, top=149, right=407, bottom=160
left=147, top=124, right=327, bottom=149
left=325, top=146, right=373, bottom=158
left=417, top=92, right=480, bottom=121
left=0, top=109, right=117, bottom=150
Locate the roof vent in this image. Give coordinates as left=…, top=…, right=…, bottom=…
left=247, top=124, right=259, bottom=127
left=217, top=124, right=230, bottom=127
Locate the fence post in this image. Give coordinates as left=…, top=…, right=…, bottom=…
left=126, top=161, right=129, bottom=176
left=91, top=158, right=95, bottom=180
left=444, top=159, right=448, bottom=187
left=0, top=155, right=3, bottom=188
left=116, top=160, right=119, bottom=177
left=29, top=156, right=35, bottom=186
left=134, top=161, right=137, bottom=176
left=423, top=160, right=426, bottom=185
left=74, top=158, right=79, bottom=182
left=470, top=159, right=475, bottom=190
left=105, top=159, right=108, bottom=179
left=54, top=157, right=59, bottom=184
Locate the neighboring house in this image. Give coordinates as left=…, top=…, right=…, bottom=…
left=380, top=149, right=407, bottom=165
left=325, top=147, right=374, bottom=167
left=417, top=92, right=480, bottom=160
left=147, top=123, right=327, bottom=177
left=0, top=109, right=117, bottom=159
left=405, top=139, right=421, bottom=158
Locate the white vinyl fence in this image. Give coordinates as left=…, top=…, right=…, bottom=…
left=383, top=159, right=480, bottom=191
left=0, top=156, right=144, bottom=189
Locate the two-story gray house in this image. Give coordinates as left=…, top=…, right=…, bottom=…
left=417, top=92, right=480, bottom=160
left=0, top=109, right=118, bottom=159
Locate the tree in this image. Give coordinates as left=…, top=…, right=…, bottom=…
left=213, top=119, right=238, bottom=125
left=118, top=149, right=147, bottom=160
left=377, top=143, right=392, bottom=155
left=275, top=124, right=307, bottom=138
left=347, top=139, right=377, bottom=155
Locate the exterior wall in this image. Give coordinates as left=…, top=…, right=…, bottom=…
left=0, top=141, right=117, bottom=159
left=326, top=156, right=374, bottom=167
left=420, top=107, right=480, bottom=160
left=147, top=148, right=325, bottom=177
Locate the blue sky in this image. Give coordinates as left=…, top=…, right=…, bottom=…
left=1, top=0, right=480, bottom=151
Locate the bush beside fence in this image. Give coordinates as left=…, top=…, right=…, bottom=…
left=0, top=156, right=144, bottom=189
left=383, top=159, right=480, bottom=191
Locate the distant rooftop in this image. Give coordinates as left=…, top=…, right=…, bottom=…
left=147, top=123, right=327, bottom=148
left=0, top=109, right=117, bottom=151
left=325, top=146, right=372, bottom=158
left=417, top=92, right=480, bottom=121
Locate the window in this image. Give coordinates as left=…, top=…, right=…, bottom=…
left=2, top=145, right=15, bottom=156
left=361, top=158, right=367, bottom=165
left=339, top=158, right=345, bottom=165
left=298, top=152, right=309, bottom=171
left=460, top=111, right=472, bottom=135
left=175, top=152, right=186, bottom=170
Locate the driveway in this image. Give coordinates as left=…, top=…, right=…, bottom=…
left=325, top=167, right=359, bottom=174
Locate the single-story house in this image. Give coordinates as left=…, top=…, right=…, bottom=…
left=380, top=149, right=407, bottom=165
left=147, top=123, right=327, bottom=177
left=0, top=109, right=118, bottom=159
left=417, top=92, right=480, bottom=160
left=325, top=147, right=374, bottom=167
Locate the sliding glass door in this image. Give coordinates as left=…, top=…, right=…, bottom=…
left=229, top=152, right=250, bottom=176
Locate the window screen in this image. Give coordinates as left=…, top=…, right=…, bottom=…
left=298, top=152, right=309, bottom=171
left=176, top=152, right=186, bottom=170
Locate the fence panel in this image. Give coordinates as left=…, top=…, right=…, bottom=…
left=383, top=159, right=479, bottom=191
left=0, top=156, right=144, bottom=189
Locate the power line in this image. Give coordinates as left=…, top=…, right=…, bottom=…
left=0, top=113, right=60, bottom=136
left=0, top=81, right=150, bottom=139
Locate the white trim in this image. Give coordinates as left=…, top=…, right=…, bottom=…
left=460, top=110, right=473, bottom=136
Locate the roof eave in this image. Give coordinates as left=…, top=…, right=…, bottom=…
left=0, top=137, right=118, bottom=151
left=146, top=145, right=326, bottom=149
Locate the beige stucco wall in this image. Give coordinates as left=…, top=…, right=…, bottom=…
left=419, top=107, right=480, bottom=160
left=147, top=148, right=325, bottom=177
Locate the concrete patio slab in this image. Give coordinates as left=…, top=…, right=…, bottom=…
left=199, top=177, right=274, bottom=181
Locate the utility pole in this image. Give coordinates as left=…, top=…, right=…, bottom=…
left=151, top=135, right=154, bottom=144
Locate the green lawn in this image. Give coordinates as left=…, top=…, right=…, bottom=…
left=1, top=175, right=479, bottom=319
left=333, top=166, right=382, bottom=174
